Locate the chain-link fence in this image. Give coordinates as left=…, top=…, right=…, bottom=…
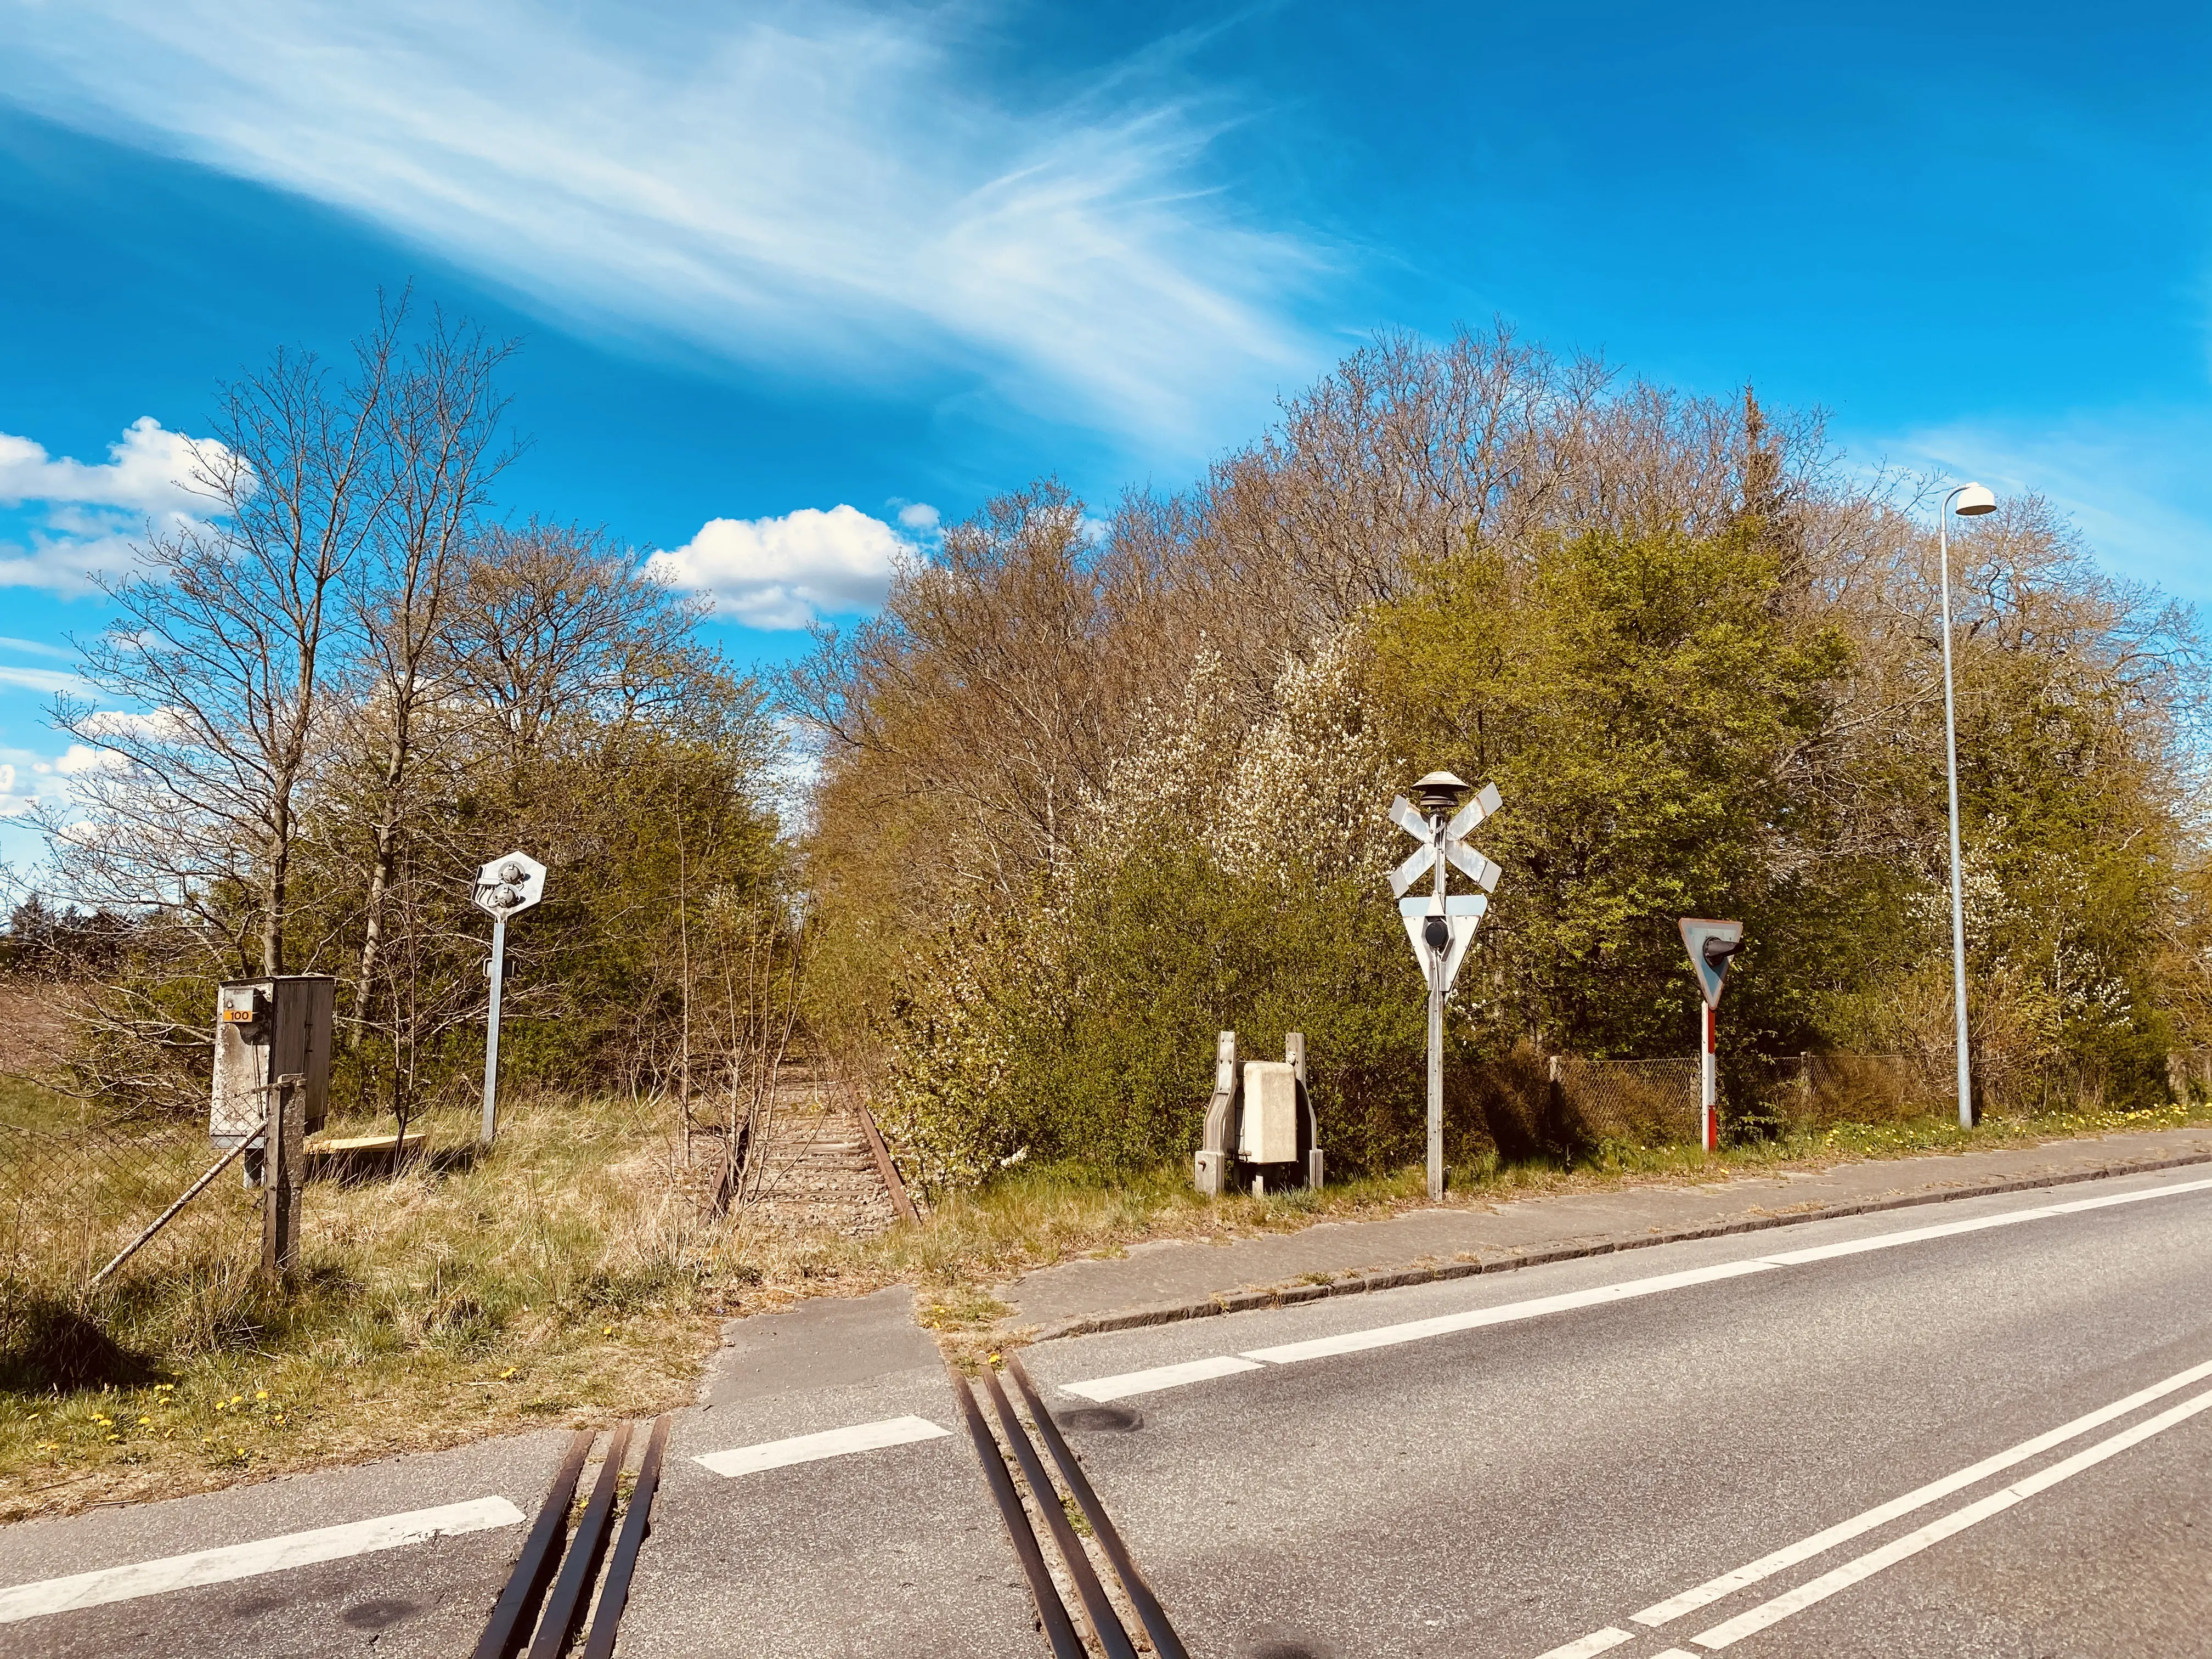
left=0, top=1103, right=261, bottom=1309
left=1551, top=1054, right=1702, bottom=1147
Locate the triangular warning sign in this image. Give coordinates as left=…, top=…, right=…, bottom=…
left=1400, top=895, right=1489, bottom=986
left=1679, top=917, right=1743, bottom=1008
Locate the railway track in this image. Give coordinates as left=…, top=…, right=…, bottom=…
left=955, top=1353, right=1192, bottom=1659
left=477, top=1361, right=1186, bottom=1658
left=470, top=1415, right=672, bottom=1659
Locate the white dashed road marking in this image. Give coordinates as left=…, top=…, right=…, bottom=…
left=1058, top=1356, right=1265, bottom=1402
left=691, top=1414, right=951, bottom=1477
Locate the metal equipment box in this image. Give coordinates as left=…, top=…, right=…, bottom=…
left=211, top=975, right=335, bottom=1148
left=1239, top=1060, right=1300, bottom=1165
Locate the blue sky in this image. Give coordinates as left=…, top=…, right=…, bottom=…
left=3, top=1, right=2209, bottom=874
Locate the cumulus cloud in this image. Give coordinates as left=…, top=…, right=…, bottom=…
left=55, top=743, right=127, bottom=776
left=0, top=417, right=211, bottom=515
left=0, top=417, right=223, bottom=594
left=0, top=746, right=88, bottom=818
left=0, top=528, right=149, bottom=597
left=646, top=505, right=913, bottom=630
left=0, top=2, right=1324, bottom=447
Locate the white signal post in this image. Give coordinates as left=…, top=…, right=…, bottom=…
left=473, top=851, right=547, bottom=1148
left=1678, top=918, right=1745, bottom=1153
left=1389, top=771, right=1504, bottom=1201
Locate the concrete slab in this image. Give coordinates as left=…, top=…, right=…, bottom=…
left=698, top=1284, right=938, bottom=1407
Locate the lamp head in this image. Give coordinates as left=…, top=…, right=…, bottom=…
left=1412, top=770, right=1471, bottom=816
left=1952, top=483, right=1997, bottom=517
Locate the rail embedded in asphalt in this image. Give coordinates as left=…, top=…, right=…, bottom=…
left=472, top=1414, right=674, bottom=1659
left=953, top=1359, right=1192, bottom=1659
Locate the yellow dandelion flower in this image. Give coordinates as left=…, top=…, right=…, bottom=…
left=601, top=1325, right=612, bottom=1336
left=138, top=1417, right=151, bottom=1426
left=255, top=1390, right=268, bottom=1401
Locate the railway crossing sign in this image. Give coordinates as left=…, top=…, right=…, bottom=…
left=1389, top=771, right=1504, bottom=1201
left=1390, top=777, right=1500, bottom=990
left=475, top=850, right=547, bottom=1148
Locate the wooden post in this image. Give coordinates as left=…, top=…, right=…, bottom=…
left=261, top=1072, right=305, bottom=1279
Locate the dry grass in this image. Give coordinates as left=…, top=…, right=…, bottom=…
left=3, top=1078, right=2207, bottom=1523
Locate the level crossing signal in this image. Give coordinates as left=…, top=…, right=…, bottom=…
left=1390, top=777, right=1502, bottom=992
left=475, top=850, right=547, bottom=1149
left=1389, top=771, right=1504, bottom=1201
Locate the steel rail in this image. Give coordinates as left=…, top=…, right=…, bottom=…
left=526, top=1421, right=633, bottom=1659
left=471, top=1430, right=594, bottom=1659
left=951, top=1367, right=1086, bottom=1659
left=1005, top=1353, right=1191, bottom=1659
left=580, top=1414, right=672, bottom=1659
left=981, top=1368, right=1140, bottom=1659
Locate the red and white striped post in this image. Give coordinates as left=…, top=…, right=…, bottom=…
left=1700, top=1001, right=1718, bottom=1152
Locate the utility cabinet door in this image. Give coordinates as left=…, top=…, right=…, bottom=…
left=1240, top=1061, right=1300, bottom=1164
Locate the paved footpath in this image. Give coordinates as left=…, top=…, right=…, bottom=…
left=997, top=1125, right=2212, bottom=1338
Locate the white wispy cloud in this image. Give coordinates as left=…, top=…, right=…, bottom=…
left=0, top=665, right=87, bottom=697
left=647, top=504, right=915, bottom=629
left=0, top=2, right=1325, bottom=445
left=1875, top=408, right=2212, bottom=603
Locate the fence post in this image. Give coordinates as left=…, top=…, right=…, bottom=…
left=261, top=1073, right=305, bottom=1279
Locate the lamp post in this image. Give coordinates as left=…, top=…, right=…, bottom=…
left=1938, top=482, right=1997, bottom=1128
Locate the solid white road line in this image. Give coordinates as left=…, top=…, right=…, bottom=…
left=1689, top=1384, right=2212, bottom=1650
left=692, top=1414, right=950, bottom=1477
left=1235, top=1173, right=2212, bottom=1369
left=1531, top=1627, right=1633, bottom=1658
left=1059, top=1355, right=1264, bottom=1402
left=1238, top=1260, right=1779, bottom=1365
left=0, top=1496, right=525, bottom=1625
left=1052, top=1172, right=2212, bottom=1402
left=1631, top=1353, right=2212, bottom=1626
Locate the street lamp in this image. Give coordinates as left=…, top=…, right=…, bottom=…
left=1938, top=482, right=1997, bottom=1128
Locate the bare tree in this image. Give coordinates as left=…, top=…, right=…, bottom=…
left=344, top=315, right=520, bottom=1046
left=46, top=306, right=409, bottom=976
left=441, top=522, right=713, bottom=767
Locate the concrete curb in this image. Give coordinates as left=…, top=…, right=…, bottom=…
left=1016, top=1148, right=2212, bottom=1345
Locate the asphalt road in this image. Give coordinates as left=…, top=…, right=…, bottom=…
left=4, top=1166, right=2208, bottom=1657
left=1018, top=1166, right=2212, bottom=1658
